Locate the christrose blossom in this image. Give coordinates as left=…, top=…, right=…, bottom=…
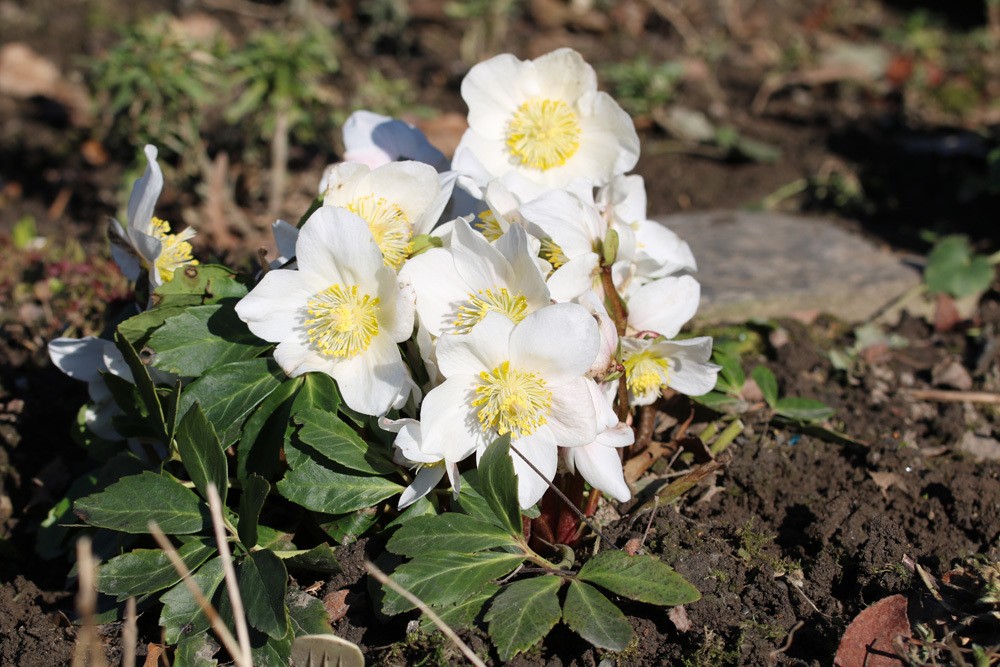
left=621, top=336, right=719, bottom=406
left=109, top=144, right=197, bottom=288
left=453, top=48, right=639, bottom=200
left=235, top=207, right=416, bottom=416
left=342, top=110, right=448, bottom=171
left=563, top=381, right=634, bottom=502
left=408, top=305, right=601, bottom=508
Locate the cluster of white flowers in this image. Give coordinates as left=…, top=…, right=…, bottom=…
left=238, top=48, right=719, bottom=510
left=50, top=48, right=719, bottom=512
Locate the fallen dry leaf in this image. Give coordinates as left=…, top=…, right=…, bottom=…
left=834, top=594, right=910, bottom=667
left=324, top=589, right=351, bottom=623
left=668, top=605, right=692, bottom=633
left=868, top=470, right=907, bottom=499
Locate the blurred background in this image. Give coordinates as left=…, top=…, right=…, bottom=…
left=0, top=0, right=998, bottom=346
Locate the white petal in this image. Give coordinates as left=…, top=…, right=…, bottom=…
left=330, top=334, right=409, bottom=416
left=273, top=340, right=334, bottom=378
left=377, top=269, right=416, bottom=343
left=297, top=207, right=383, bottom=290
left=519, top=189, right=598, bottom=256
left=109, top=219, right=143, bottom=281
left=126, top=145, right=163, bottom=236
left=343, top=110, right=447, bottom=171
left=436, top=312, right=513, bottom=378
left=451, top=218, right=509, bottom=291
left=461, top=54, right=525, bottom=136
left=546, top=377, right=598, bottom=446
left=508, top=430, right=558, bottom=508
left=546, top=253, right=600, bottom=302
left=398, top=465, right=446, bottom=509
left=48, top=337, right=108, bottom=383
left=509, top=304, right=599, bottom=383
left=419, top=377, right=487, bottom=461
left=531, top=48, right=597, bottom=103
left=400, top=248, right=470, bottom=337
left=235, top=270, right=312, bottom=343
left=360, top=161, right=441, bottom=228
left=271, top=219, right=300, bottom=265
left=633, top=219, right=697, bottom=278
left=658, top=337, right=720, bottom=397
left=320, top=162, right=369, bottom=201
left=627, top=275, right=701, bottom=338
left=570, top=443, right=631, bottom=502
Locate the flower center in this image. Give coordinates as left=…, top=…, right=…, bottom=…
left=150, top=217, right=197, bottom=282
left=453, top=287, right=529, bottom=334
left=347, top=195, right=413, bottom=270
left=505, top=98, right=581, bottom=171
left=473, top=210, right=505, bottom=242
left=472, top=361, right=552, bottom=439
left=538, top=237, right=568, bottom=270
left=623, top=350, right=670, bottom=401
left=304, top=284, right=380, bottom=358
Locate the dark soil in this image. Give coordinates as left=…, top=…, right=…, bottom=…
left=2, top=0, right=1000, bottom=664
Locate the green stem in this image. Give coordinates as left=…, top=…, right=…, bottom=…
left=709, top=418, right=744, bottom=456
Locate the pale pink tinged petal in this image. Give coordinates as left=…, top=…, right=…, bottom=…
left=126, top=145, right=163, bottom=236
left=297, top=207, right=383, bottom=289
left=436, top=312, right=513, bottom=377
left=419, top=377, right=487, bottom=461
left=48, top=337, right=107, bottom=383
left=399, top=247, right=471, bottom=337
left=545, top=378, right=598, bottom=446
left=461, top=54, right=525, bottom=135
left=519, top=189, right=596, bottom=255
left=627, top=275, right=701, bottom=338
left=273, top=339, right=334, bottom=379
left=319, top=162, right=369, bottom=202
left=398, top=465, right=446, bottom=509
left=570, top=443, right=631, bottom=502
left=545, top=253, right=599, bottom=302
left=510, top=303, right=599, bottom=382
left=381, top=415, right=418, bottom=436
left=330, top=334, right=408, bottom=416
left=508, top=431, right=558, bottom=508
left=531, top=48, right=597, bottom=103
left=377, top=268, right=416, bottom=343
left=450, top=218, right=510, bottom=290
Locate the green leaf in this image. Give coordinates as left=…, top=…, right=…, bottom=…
left=118, top=306, right=187, bottom=345
left=773, top=397, right=835, bottom=423
left=175, top=403, right=228, bottom=504
left=248, top=626, right=293, bottom=667
left=152, top=264, right=249, bottom=308
left=293, top=408, right=395, bottom=475
left=239, top=550, right=288, bottom=639
left=173, top=632, right=220, bottom=667
left=484, top=576, right=563, bottom=660
left=179, top=359, right=285, bottom=447
left=277, top=458, right=402, bottom=515
left=691, top=391, right=742, bottom=412
left=751, top=366, right=779, bottom=408
left=114, top=330, right=167, bottom=439
left=237, top=376, right=302, bottom=481
left=385, top=496, right=436, bottom=529
left=419, top=584, right=499, bottom=633
left=237, top=474, right=270, bottom=549
left=98, top=541, right=213, bottom=601
left=475, top=436, right=523, bottom=536
left=714, top=350, right=745, bottom=394
left=286, top=588, right=332, bottom=637
left=75, top=471, right=207, bottom=534
left=387, top=513, right=520, bottom=557
left=147, top=304, right=269, bottom=376
left=577, top=551, right=700, bottom=606
left=283, top=375, right=344, bottom=470
left=272, top=544, right=339, bottom=574
left=316, top=508, right=380, bottom=545
left=160, top=557, right=226, bottom=644
left=562, top=580, right=633, bottom=651
left=381, top=551, right=525, bottom=615
left=454, top=470, right=504, bottom=528
left=925, top=235, right=995, bottom=297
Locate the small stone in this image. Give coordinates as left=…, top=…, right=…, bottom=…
left=654, top=211, right=921, bottom=324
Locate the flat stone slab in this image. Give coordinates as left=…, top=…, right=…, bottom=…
left=655, top=211, right=922, bottom=324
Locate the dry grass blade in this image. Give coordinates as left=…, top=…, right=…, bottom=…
left=71, top=536, right=109, bottom=667
left=122, top=597, right=137, bottom=667
left=147, top=521, right=248, bottom=666
left=365, top=560, right=487, bottom=667
left=902, top=388, right=1000, bottom=404
left=206, top=483, right=253, bottom=667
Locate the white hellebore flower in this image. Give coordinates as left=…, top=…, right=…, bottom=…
left=626, top=275, right=702, bottom=340
left=400, top=218, right=550, bottom=337
left=109, top=144, right=197, bottom=288
left=384, top=417, right=460, bottom=509
left=342, top=110, right=449, bottom=172
left=235, top=207, right=416, bottom=417
left=621, top=336, right=719, bottom=406
left=564, top=381, right=634, bottom=502
left=453, top=48, right=640, bottom=200
left=411, top=305, right=601, bottom=508
left=320, top=161, right=455, bottom=270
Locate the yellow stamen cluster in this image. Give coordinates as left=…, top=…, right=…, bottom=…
left=453, top=288, right=529, bottom=334
left=505, top=98, right=581, bottom=171
left=538, top=238, right=568, bottom=270
left=474, top=210, right=505, bottom=242
left=472, top=361, right=552, bottom=438
left=150, top=217, right=197, bottom=283
left=347, top=194, right=413, bottom=270
left=304, top=284, right=380, bottom=358
left=623, top=350, right=670, bottom=401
